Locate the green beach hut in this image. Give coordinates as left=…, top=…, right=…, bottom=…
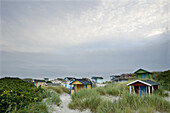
left=134, top=68, right=152, bottom=79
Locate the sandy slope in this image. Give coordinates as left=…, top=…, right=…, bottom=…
left=48, top=93, right=91, bottom=113
left=164, top=91, right=170, bottom=102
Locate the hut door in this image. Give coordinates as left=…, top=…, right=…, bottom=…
left=141, top=74, right=145, bottom=79
left=134, top=86, right=139, bottom=94
left=140, top=86, right=146, bottom=96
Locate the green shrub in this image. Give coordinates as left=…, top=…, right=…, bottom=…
left=0, top=77, right=46, bottom=113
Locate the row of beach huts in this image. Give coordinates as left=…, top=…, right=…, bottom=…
left=23, top=68, right=160, bottom=95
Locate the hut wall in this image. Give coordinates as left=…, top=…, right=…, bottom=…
left=87, top=85, right=91, bottom=89
left=71, top=90, right=74, bottom=95
left=153, top=85, right=158, bottom=90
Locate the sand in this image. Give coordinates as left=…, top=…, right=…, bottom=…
left=164, top=91, right=170, bottom=102
left=47, top=93, right=91, bottom=113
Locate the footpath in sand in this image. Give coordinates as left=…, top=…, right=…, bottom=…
left=164, top=91, right=170, bottom=102
left=48, top=93, right=91, bottom=113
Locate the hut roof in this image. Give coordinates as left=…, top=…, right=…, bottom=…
left=91, top=77, right=103, bottom=79
left=34, top=79, right=45, bottom=82
left=70, top=79, right=92, bottom=85
left=127, top=80, right=160, bottom=86
left=134, top=68, right=152, bottom=74
left=141, top=80, right=160, bottom=85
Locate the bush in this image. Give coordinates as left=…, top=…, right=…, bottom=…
left=0, top=77, right=46, bottom=113
left=153, top=88, right=169, bottom=97
left=154, top=70, right=170, bottom=91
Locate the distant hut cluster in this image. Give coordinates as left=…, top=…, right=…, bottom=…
left=110, top=73, right=133, bottom=83
left=23, top=68, right=160, bottom=95
left=23, top=78, right=62, bottom=87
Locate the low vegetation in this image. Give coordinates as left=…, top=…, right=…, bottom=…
left=0, top=77, right=61, bottom=113
left=0, top=77, right=47, bottom=112
left=69, top=89, right=102, bottom=112
left=42, top=85, right=70, bottom=94
left=69, top=82, right=170, bottom=113
left=153, top=70, right=170, bottom=91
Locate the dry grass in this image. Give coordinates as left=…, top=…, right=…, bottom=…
left=69, top=82, right=170, bottom=113
left=42, top=86, right=69, bottom=94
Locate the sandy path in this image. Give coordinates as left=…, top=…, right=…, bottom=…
left=48, top=93, right=91, bottom=113
left=164, top=91, right=170, bottom=102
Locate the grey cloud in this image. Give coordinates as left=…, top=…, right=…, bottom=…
left=0, top=36, right=169, bottom=80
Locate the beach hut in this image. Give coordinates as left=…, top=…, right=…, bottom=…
left=64, top=77, right=76, bottom=88
left=91, top=77, right=103, bottom=84
left=134, top=68, right=152, bottom=79
left=110, top=75, right=128, bottom=83
left=69, top=79, right=92, bottom=94
left=127, top=80, right=160, bottom=96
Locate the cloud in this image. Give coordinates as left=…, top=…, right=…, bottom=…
left=0, top=0, right=169, bottom=79
left=146, top=28, right=167, bottom=37
left=1, top=0, right=169, bottom=53
left=0, top=36, right=168, bottom=79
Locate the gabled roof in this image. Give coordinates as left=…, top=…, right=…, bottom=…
left=91, top=77, right=103, bottom=79
left=70, top=79, right=92, bottom=85
left=141, top=80, right=160, bottom=85
left=34, top=79, right=45, bottom=82
left=127, top=80, right=160, bottom=86
left=134, top=68, right=152, bottom=74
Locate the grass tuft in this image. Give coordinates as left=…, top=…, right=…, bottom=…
left=42, top=86, right=69, bottom=94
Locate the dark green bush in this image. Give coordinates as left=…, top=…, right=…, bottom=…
left=0, top=77, right=46, bottom=113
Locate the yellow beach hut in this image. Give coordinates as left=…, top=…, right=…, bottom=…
left=69, top=79, right=92, bottom=94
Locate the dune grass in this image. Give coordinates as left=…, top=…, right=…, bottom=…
left=69, top=82, right=170, bottom=113
left=42, top=86, right=70, bottom=94
left=69, top=89, right=102, bottom=112
left=94, top=81, right=129, bottom=96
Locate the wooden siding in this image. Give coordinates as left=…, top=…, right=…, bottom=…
left=137, top=73, right=151, bottom=79
left=153, top=85, right=158, bottom=90
left=134, top=86, right=139, bottom=94
left=87, top=85, right=91, bottom=89
left=71, top=90, right=74, bottom=95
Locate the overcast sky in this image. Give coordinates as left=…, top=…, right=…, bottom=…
left=0, top=0, right=170, bottom=80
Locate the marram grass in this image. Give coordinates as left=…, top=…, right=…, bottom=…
left=42, top=86, right=70, bottom=94
left=69, top=82, right=170, bottom=113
